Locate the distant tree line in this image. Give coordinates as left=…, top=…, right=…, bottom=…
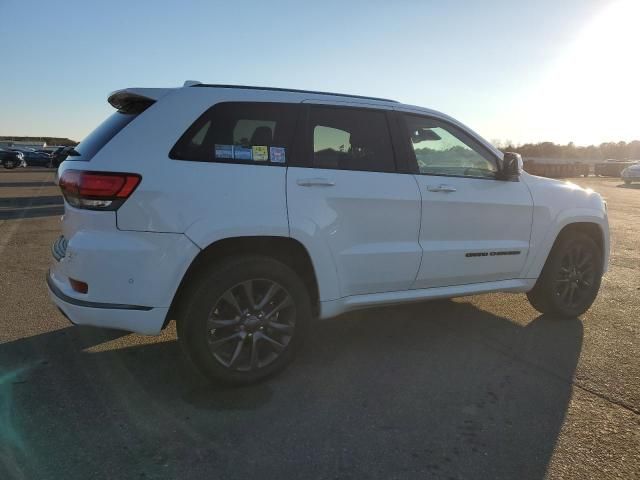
left=0, top=136, right=78, bottom=146
left=493, top=140, right=640, bottom=161
left=415, top=146, right=486, bottom=167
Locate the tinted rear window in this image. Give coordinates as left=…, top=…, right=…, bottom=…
left=68, top=112, right=137, bottom=161
left=308, top=106, right=395, bottom=173
left=170, top=102, right=299, bottom=164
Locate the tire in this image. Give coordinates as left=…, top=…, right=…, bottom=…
left=624, top=180, right=631, bottom=185
left=177, top=255, right=311, bottom=384
left=527, top=231, right=603, bottom=317
left=3, top=159, right=17, bottom=169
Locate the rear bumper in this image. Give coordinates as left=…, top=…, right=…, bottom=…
left=49, top=222, right=200, bottom=306
left=47, top=270, right=168, bottom=334
left=46, top=223, right=200, bottom=335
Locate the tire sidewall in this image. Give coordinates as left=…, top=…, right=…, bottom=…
left=178, top=256, right=311, bottom=384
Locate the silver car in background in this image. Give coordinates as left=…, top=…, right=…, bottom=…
left=621, top=162, right=640, bottom=184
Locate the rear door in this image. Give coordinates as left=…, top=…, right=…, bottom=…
left=396, top=112, right=533, bottom=288
left=287, top=103, right=422, bottom=298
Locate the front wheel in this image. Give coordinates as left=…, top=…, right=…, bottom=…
left=527, top=231, right=603, bottom=317
left=177, top=255, right=311, bottom=384
left=3, top=159, right=17, bottom=169
left=624, top=180, right=632, bottom=185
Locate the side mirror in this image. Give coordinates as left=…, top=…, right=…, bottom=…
left=499, top=152, right=523, bottom=180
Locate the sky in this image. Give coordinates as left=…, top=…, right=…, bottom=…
left=0, top=0, right=638, bottom=146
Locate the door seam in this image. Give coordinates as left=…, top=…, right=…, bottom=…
left=410, top=173, right=424, bottom=286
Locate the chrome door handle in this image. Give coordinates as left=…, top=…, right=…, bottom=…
left=427, top=184, right=457, bottom=193
left=297, top=178, right=336, bottom=187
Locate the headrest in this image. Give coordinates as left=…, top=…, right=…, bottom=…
left=250, top=126, right=273, bottom=145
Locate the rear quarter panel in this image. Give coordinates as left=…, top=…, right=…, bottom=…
left=91, top=88, right=292, bottom=242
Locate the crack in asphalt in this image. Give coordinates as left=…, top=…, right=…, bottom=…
left=572, top=382, right=640, bottom=416
left=438, top=318, right=640, bottom=417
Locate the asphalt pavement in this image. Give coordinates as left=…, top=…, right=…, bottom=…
left=0, top=169, right=638, bottom=479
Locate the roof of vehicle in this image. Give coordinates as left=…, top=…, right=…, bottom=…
left=107, top=81, right=502, bottom=160
left=108, top=81, right=401, bottom=112
left=111, top=80, right=491, bottom=117
left=192, top=83, right=399, bottom=104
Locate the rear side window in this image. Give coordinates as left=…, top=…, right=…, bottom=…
left=308, top=106, right=395, bottom=173
left=68, top=112, right=138, bottom=161
left=170, top=102, right=298, bottom=165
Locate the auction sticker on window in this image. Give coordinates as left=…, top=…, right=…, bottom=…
left=215, top=144, right=234, bottom=159
left=233, top=146, right=253, bottom=161
left=270, top=146, right=286, bottom=163
left=252, top=146, right=268, bottom=162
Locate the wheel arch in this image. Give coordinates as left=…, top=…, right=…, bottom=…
left=525, top=217, right=609, bottom=280
left=555, top=222, right=604, bottom=253
left=165, top=235, right=320, bottom=328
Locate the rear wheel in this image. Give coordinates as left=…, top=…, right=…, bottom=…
left=527, top=231, right=603, bottom=317
left=177, top=255, right=311, bottom=384
left=624, top=180, right=632, bottom=185
left=3, top=159, right=17, bottom=169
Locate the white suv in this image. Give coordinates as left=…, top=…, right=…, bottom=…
left=48, top=82, right=609, bottom=383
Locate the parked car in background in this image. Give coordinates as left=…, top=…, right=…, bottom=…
left=40, top=150, right=53, bottom=158
left=621, top=162, right=640, bottom=184
left=594, top=159, right=635, bottom=177
left=47, top=82, right=610, bottom=384
left=11, top=148, right=53, bottom=167
left=0, top=148, right=26, bottom=169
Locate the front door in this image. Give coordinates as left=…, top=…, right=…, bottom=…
left=397, top=112, right=534, bottom=289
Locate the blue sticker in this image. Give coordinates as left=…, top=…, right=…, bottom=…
left=215, top=144, right=234, bottom=159
left=233, top=146, right=253, bottom=161
left=270, top=146, right=286, bottom=164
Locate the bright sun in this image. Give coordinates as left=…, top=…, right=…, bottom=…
left=516, top=0, right=640, bottom=145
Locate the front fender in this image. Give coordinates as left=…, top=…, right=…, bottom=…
left=523, top=208, right=610, bottom=279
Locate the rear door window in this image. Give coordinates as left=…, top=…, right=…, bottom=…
left=307, top=106, right=396, bottom=173
left=170, top=102, right=299, bottom=165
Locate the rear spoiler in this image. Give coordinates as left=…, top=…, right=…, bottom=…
left=107, top=88, right=173, bottom=113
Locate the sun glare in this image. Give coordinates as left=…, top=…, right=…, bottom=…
left=514, top=0, right=640, bottom=145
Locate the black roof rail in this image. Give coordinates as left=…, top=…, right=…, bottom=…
left=192, top=84, right=399, bottom=103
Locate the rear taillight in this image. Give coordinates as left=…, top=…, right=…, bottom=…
left=59, top=170, right=141, bottom=210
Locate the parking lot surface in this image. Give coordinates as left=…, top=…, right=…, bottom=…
left=1, top=169, right=639, bottom=479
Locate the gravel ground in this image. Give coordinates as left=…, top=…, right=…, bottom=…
left=0, top=170, right=638, bottom=480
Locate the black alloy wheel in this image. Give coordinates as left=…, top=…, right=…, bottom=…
left=205, top=279, right=296, bottom=372
left=527, top=231, right=603, bottom=317
left=553, top=242, right=597, bottom=310
left=177, top=255, right=311, bottom=384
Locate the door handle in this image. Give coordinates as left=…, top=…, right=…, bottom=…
left=427, top=184, right=457, bottom=193
left=297, top=178, right=336, bottom=187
